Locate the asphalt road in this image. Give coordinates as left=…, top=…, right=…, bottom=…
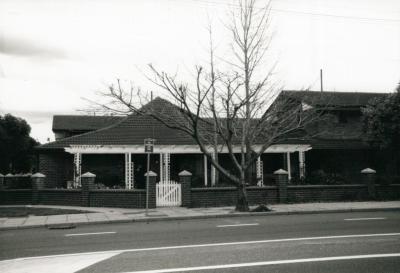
left=1, top=211, right=399, bottom=272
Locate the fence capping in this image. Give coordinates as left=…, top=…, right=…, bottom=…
left=81, top=172, right=96, bottom=178
left=0, top=173, right=3, bottom=177
left=144, top=171, right=157, bottom=177
left=361, top=168, right=376, bottom=174
left=179, top=170, right=192, bottom=176
left=274, top=169, right=288, bottom=175
left=5, top=173, right=14, bottom=177
left=31, top=172, right=46, bottom=178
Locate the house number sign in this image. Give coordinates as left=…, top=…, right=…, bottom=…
left=144, top=138, right=155, bottom=153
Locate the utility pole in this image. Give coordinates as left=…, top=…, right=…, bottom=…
left=320, top=69, right=323, bottom=92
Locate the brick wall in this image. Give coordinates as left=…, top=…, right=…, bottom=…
left=191, top=186, right=278, bottom=207
left=90, top=190, right=146, bottom=208
left=0, top=190, right=32, bottom=205
left=287, top=185, right=368, bottom=203
left=191, top=184, right=400, bottom=207
left=39, top=189, right=82, bottom=206
left=39, top=152, right=73, bottom=188
left=376, top=184, right=400, bottom=200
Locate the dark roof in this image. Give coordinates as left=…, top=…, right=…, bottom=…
left=40, top=98, right=196, bottom=149
left=40, top=91, right=389, bottom=151
left=281, top=90, right=387, bottom=108
left=52, top=115, right=125, bottom=132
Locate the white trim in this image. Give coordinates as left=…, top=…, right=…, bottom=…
left=65, top=144, right=311, bottom=154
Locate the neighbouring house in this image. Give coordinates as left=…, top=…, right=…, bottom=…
left=277, top=91, right=398, bottom=184
left=53, top=115, right=124, bottom=140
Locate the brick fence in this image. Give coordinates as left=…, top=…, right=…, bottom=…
left=0, top=170, right=399, bottom=208
left=190, top=184, right=400, bottom=207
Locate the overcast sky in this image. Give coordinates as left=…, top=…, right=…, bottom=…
left=0, top=0, right=399, bottom=143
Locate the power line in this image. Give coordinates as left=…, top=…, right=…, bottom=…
left=173, top=0, right=400, bottom=23
left=272, top=7, right=400, bottom=23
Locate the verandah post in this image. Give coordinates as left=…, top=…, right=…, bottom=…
left=179, top=170, right=192, bottom=207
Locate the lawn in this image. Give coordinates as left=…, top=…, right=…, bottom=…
left=0, top=207, right=91, bottom=218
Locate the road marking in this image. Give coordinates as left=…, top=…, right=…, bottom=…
left=344, top=217, right=386, bottom=221
left=2, top=232, right=400, bottom=263
left=121, top=253, right=400, bottom=272
left=65, top=231, right=116, bottom=237
left=217, top=223, right=259, bottom=228
left=0, top=252, right=120, bottom=273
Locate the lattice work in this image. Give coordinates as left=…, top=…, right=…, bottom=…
left=125, top=153, right=133, bottom=189
left=73, top=153, right=82, bottom=188
left=161, top=153, right=170, bottom=182
left=256, top=158, right=264, bottom=186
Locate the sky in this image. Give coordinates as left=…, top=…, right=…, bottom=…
left=0, top=0, right=399, bottom=143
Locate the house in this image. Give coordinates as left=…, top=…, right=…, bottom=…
left=53, top=115, right=124, bottom=140
left=277, top=91, right=397, bottom=183
left=37, top=90, right=392, bottom=190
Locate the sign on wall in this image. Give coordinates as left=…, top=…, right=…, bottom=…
left=144, top=138, right=155, bottom=153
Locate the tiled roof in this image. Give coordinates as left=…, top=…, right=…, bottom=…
left=52, top=115, right=124, bottom=132
left=39, top=98, right=196, bottom=149
left=281, top=90, right=387, bottom=107
left=40, top=91, right=388, bottom=151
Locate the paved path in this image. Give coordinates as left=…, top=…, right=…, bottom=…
left=0, top=201, right=399, bottom=230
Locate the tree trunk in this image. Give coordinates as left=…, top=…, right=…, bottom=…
left=235, top=179, right=249, bottom=211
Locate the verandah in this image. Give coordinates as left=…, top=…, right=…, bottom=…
left=66, top=144, right=310, bottom=189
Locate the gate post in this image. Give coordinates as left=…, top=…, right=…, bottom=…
left=274, top=169, right=288, bottom=203
left=361, top=168, right=376, bottom=199
left=81, top=172, right=96, bottom=207
left=179, top=170, right=192, bottom=207
left=31, top=173, right=46, bottom=204
left=145, top=171, right=157, bottom=209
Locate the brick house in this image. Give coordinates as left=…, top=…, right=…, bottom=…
left=37, top=90, right=394, bottom=190
left=277, top=91, right=398, bottom=183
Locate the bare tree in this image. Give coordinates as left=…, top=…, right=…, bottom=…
left=92, top=0, right=319, bottom=211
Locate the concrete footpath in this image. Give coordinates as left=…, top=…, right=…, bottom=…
left=0, top=201, right=399, bottom=230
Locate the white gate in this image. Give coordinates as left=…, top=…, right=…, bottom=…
left=156, top=180, right=182, bottom=207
